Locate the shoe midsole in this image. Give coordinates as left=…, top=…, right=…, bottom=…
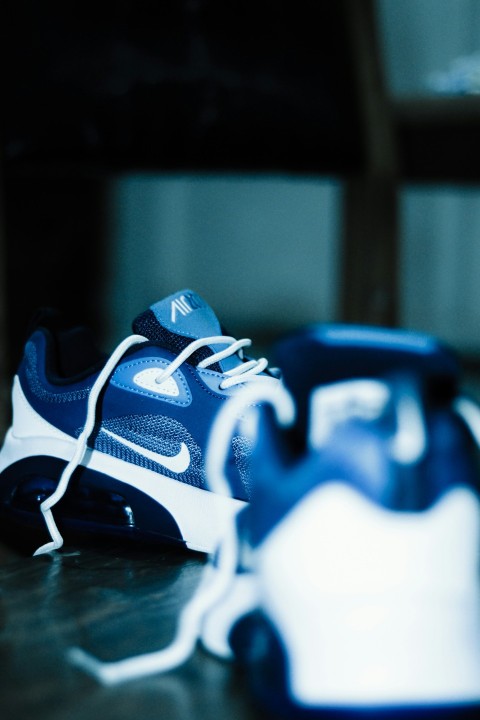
left=0, top=428, right=244, bottom=553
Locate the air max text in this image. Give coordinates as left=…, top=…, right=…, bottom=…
left=170, top=293, right=204, bottom=323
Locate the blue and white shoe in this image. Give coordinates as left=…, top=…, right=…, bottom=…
left=69, top=325, right=480, bottom=720
left=0, top=289, right=277, bottom=555
left=210, top=326, right=480, bottom=717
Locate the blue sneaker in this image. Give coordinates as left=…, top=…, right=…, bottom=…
left=69, top=325, right=480, bottom=718
left=0, top=289, right=277, bottom=555
left=212, top=326, right=480, bottom=717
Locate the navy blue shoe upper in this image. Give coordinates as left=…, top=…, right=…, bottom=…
left=247, top=325, right=479, bottom=548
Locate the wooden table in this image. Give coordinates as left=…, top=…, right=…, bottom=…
left=0, top=539, right=260, bottom=720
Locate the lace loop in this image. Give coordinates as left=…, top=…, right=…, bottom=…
left=454, top=396, right=480, bottom=446
left=389, top=378, right=427, bottom=464
left=206, top=382, right=295, bottom=497
left=197, top=338, right=251, bottom=368
left=154, top=335, right=270, bottom=388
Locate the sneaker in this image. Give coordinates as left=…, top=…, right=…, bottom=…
left=219, top=326, right=480, bottom=716
left=69, top=325, right=480, bottom=718
left=0, top=289, right=277, bottom=556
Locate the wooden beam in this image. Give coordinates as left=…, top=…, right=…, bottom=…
left=339, top=0, right=399, bottom=326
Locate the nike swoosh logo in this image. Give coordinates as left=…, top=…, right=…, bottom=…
left=102, top=428, right=191, bottom=473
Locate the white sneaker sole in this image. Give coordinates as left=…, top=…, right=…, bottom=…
left=258, top=481, right=480, bottom=708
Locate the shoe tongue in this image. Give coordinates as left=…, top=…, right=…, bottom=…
left=308, top=379, right=391, bottom=450
left=132, top=289, right=238, bottom=371
left=150, top=289, right=222, bottom=340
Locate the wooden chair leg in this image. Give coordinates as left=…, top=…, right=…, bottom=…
left=340, top=175, right=399, bottom=327
left=339, top=0, right=399, bottom=327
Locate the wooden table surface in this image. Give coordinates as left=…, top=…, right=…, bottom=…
left=0, top=536, right=262, bottom=720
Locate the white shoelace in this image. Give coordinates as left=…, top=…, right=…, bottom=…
left=34, top=334, right=272, bottom=557
left=68, top=381, right=295, bottom=685
left=454, top=396, right=480, bottom=446
left=67, top=375, right=478, bottom=685
left=33, top=334, right=149, bottom=556
left=156, top=336, right=270, bottom=390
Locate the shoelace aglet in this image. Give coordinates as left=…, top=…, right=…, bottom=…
left=33, top=542, right=62, bottom=557
left=68, top=648, right=124, bottom=686
left=68, top=639, right=196, bottom=686
left=33, top=508, right=65, bottom=556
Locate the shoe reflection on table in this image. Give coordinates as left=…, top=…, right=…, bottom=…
left=0, top=539, right=261, bottom=720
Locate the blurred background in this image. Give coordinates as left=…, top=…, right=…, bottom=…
left=2, top=0, right=480, bottom=430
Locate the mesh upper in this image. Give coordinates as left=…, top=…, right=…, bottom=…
left=133, top=309, right=222, bottom=372
left=90, top=414, right=206, bottom=488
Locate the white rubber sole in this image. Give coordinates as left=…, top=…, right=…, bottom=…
left=257, top=481, right=480, bottom=708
